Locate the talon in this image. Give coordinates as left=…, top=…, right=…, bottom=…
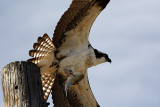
left=65, top=80, right=71, bottom=97
left=64, top=72, right=84, bottom=97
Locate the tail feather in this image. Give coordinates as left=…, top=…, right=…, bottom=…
left=27, top=33, right=57, bottom=101
left=29, top=50, right=48, bottom=58
left=33, top=43, right=52, bottom=52
left=42, top=73, right=56, bottom=101
left=42, top=34, right=55, bottom=47
left=28, top=33, right=55, bottom=65
left=37, top=36, right=55, bottom=50
left=27, top=58, right=42, bottom=64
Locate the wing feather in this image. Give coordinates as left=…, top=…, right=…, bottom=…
left=52, top=70, right=99, bottom=107
left=69, top=71, right=99, bottom=107
left=52, top=0, right=110, bottom=48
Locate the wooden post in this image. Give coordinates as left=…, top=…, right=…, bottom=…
left=1, top=61, right=48, bottom=107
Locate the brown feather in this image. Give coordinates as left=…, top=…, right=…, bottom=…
left=28, top=33, right=55, bottom=65
left=43, top=34, right=55, bottom=47
left=29, top=50, right=48, bottom=58
left=68, top=71, right=99, bottom=107
left=27, top=58, right=42, bottom=64
left=52, top=0, right=110, bottom=48
left=28, top=34, right=56, bottom=101
left=52, top=70, right=99, bottom=107
left=42, top=73, right=56, bottom=101
left=33, top=43, right=52, bottom=52
left=37, top=37, right=55, bottom=50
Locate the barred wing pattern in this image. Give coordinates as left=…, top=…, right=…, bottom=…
left=28, top=34, right=56, bottom=101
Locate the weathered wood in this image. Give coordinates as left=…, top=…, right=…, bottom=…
left=1, top=61, right=48, bottom=107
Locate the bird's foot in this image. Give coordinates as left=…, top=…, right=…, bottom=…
left=64, top=72, right=84, bottom=97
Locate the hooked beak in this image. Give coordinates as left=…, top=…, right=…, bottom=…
left=108, top=57, right=112, bottom=63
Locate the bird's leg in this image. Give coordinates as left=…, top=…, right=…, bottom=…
left=64, top=66, right=84, bottom=97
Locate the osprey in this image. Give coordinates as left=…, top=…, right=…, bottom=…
left=28, top=0, right=111, bottom=106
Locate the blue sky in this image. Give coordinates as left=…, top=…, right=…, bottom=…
left=0, top=0, right=160, bottom=107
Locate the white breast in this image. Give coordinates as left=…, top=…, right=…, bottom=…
left=59, top=49, right=91, bottom=68
left=58, top=48, right=96, bottom=76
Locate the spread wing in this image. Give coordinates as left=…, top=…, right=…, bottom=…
left=52, top=70, right=99, bottom=107
left=28, top=34, right=57, bottom=101
left=69, top=71, right=100, bottom=107
left=52, top=0, right=110, bottom=49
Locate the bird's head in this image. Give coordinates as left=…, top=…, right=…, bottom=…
left=94, top=49, right=111, bottom=63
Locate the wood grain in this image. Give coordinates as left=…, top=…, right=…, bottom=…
left=1, top=61, right=48, bottom=107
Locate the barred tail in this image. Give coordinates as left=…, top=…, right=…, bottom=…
left=28, top=33, right=55, bottom=64
left=27, top=33, right=57, bottom=101
left=42, top=73, right=56, bottom=101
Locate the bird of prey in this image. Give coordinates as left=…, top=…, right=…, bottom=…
left=28, top=0, right=111, bottom=105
